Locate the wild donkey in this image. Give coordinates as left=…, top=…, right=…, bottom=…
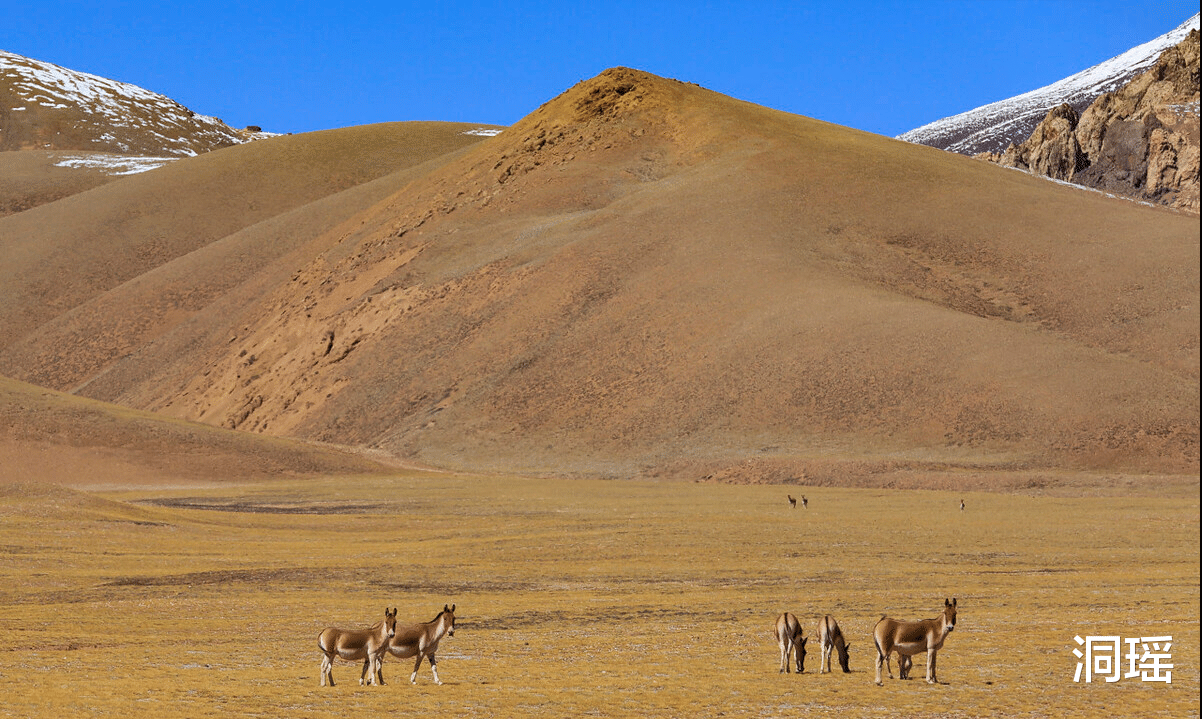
left=817, top=614, right=851, bottom=673
left=318, top=608, right=397, bottom=687
left=371, top=604, right=457, bottom=685
left=873, top=598, right=957, bottom=685
left=773, top=612, right=808, bottom=674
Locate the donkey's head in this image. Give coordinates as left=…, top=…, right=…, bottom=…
left=384, top=607, right=398, bottom=638
left=443, top=603, right=456, bottom=637
left=838, top=642, right=852, bottom=673
left=943, top=598, right=957, bottom=633
left=795, top=635, right=808, bottom=674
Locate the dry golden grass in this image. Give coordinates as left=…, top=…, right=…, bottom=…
left=0, top=473, right=1195, bottom=718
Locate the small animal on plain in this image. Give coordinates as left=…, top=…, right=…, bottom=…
left=318, top=607, right=398, bottom=687
left=773, top=612, right=808, bottom=674
left=801, top=495, right=808, bottom=509
left=873, top=598, right=957, bottom=685
left=960, top=499, right=965, bottom=511
left=788, top=495, right=797, bottom=509
left=817, top=614, right=851, bottom=673
left=369, top=604, right=457, bottom=686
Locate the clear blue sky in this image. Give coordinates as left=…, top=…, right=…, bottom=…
left=2, top=1, right=1197, bottom=137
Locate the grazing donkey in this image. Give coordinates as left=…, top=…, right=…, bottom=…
left=318, top=607, right=397, bottom=687
left=773, top=612, right=808, bottom=674
left=873, top=598, right=957, bottom=685
left=817, top=614, right=851, bottom=673
left=372, top=604, right=457, bottom=685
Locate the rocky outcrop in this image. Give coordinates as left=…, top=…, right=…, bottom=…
left=994, top=103, right=1088, bottom=180
left=982, top=29, right=1199, bottom=213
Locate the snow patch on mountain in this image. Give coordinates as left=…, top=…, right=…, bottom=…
left=899, top=13, right=1200, bottom=155
left=54, top=153, right=180, bottom=175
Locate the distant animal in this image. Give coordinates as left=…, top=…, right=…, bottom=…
left=773, top=612, right=808, bottom=674
left=318, top=607, right=398, bottom=687
left=802, top=495, right=808, bottom=509
left=788, top=495, right=797, bottom=509
left=817, top=614, right=851, bottom=673
left=873, top=598, right=957, bottom=685
left=370, top=604, right=457, bottom=685
left=960, top=499, right=965, bottom=511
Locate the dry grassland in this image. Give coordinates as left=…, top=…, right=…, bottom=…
left=0, top=473, right=1196, bottom=718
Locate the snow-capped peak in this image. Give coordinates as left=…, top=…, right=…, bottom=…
left=898, top=13, right=1200, bottom=155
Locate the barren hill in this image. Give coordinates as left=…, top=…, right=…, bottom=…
left=2, top=68, right=1197, bottom=485
left=0, top=375, right=388, bottom=487
left=0, top=121, right=501, bottom=352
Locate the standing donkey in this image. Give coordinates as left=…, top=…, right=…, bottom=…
left=371, top=604, right=457, bottom=685
left=773, top=612, right=808, bottom=674
left=318, top=607, right=397, bottom=687
left=873, top=598, right=957, bottom=685
left=816, top=614, right=851, bottom=673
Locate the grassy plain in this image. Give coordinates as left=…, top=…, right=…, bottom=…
left=0, top=473, right=1196, bottom=718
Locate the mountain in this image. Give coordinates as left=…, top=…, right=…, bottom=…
left=983, top=28, right=1200, bottom=214
left=898, top=14, right=1200, bottom=156
left=1, top=49, right=261, bottom=156
left=2, top=67, right=1195, bottom=486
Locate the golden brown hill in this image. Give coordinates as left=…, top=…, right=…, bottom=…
left=4, top=68, right=1198, bottom=484
left=0, top=150, right=118, bottom=217
left=0, top=375, right=388, bottom=487
left=0, top=121, right=500, bottom=355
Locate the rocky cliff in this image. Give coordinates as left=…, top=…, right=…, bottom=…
left=982, top=30, right=1199, bottom=213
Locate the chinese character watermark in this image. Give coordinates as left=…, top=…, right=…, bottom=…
left=1074, top=635, right=1173, bottom=683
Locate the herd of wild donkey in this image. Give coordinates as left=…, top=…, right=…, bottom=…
left=320, top=490, right=962, bottom=687
left=317, top=598, right=959, bottom=688
left=773, top=599, right=958, bottom=685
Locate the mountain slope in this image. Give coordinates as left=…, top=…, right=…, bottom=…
left=899, top=14, right=1200, bottom=156
left=11, top=67, right=1191, bottom=482
left=0, top=121, right=501, bottom=353
left=0, top=375, right=388, bottom=487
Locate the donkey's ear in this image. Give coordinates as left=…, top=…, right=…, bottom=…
left=952, top=598, right=957, bottom=606
left=945, top=598, right=951, bottom=606
left=451, top=603, right=455, bottom=612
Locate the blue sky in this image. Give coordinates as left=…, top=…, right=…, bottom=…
left=2, top=1, right=1197, bottom=137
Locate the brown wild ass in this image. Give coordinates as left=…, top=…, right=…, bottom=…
left=371, top=604, right=457, bottom=685
left=787, top=495, right=797, bottom=509
left=773, top=612, right=808, bottom=673
left=873, top=598, right=957, bottom=685
left=817, top=614, right=851, bottom=673
left=318, top=607, right=397, bottom=687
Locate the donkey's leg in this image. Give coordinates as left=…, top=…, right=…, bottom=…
left=429, top=653, right=442, bottom=685
left=779, top=638, right=789, bottom=673
left=926, top=649, right=937, bottom=684
left=411, top=654, right=423, bottom=684
left=370, top=653, right=387, bottom=685
left=321, top=653, right=334, bottom=687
